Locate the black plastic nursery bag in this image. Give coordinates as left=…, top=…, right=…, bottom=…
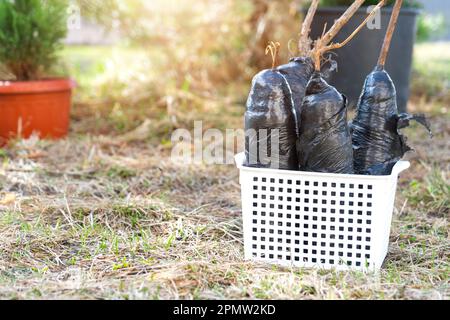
left=277, top=57, right=315, bottom=135
left=351, top=66, right=432, bottom=175
left=245, top=69, right=298, bottom=170
left=297, top=72, right=354, bottom=174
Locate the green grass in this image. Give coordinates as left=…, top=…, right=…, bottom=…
left=405, top=168, right=449, bottom=218
left=413, top=43, right=450, bottom=79
left=58, top=45, right=151, bottom=103
left=412, top=42, right=450, bottom=111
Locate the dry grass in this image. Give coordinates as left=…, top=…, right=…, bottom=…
left=0, top=38, right=449, bottom=300
left=0, top=102, right=448, bottom=300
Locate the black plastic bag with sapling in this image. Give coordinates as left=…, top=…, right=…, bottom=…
left=244, top=0, right=321, bottom=169
left=277, top=57, right=314, bottom=135
left=275, top=0, right=318, bottom=135
left=351, top=67, right=432, bottom=175
left=245, top=42, right=298, bottom=170
left=297, top=0, right=385, bottom=174
left=351, top=0, right=432, bottom=175
left=298, top=72, right=354, bottom=173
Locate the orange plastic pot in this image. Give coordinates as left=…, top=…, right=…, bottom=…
left=0, top=78, right=75, bottom=145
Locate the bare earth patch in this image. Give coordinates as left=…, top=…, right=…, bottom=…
left=0, top=109, right=448, bottom=300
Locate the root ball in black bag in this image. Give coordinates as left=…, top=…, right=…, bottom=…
left=243, top=0, right=316, bottom=169
left=245, top=69, right=298, bottom=170
left=298, top=72, right=354, bottom=174
left=351, top=67, right=432, bottom=175
left=277, top=57, right=315, bottom=135
left=351, top=0, right=432, bottom=176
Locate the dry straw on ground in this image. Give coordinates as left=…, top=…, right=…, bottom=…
left=0, top=0, right=448, bottom=300
left=0, top=104, right=448, bottom=299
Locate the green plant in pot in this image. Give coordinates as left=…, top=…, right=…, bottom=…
left=305, top=0, right=422, bottom=112
left=0, top=0, right=75, bottom=145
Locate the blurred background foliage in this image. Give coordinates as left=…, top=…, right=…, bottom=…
left=62, top=0, right=447, bottom=138
left=66, top=0, right=307, bottom=136
left=73, top=0, right=305, bottom=90
left=416, top=13, right=446, bottom=42
left=318, top=0, right=422, bottom=7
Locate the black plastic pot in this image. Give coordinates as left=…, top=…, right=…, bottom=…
left=306, top=7, right=419, bottom=112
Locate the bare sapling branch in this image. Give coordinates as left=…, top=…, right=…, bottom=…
left=298, top=0, right=320, bottom=56
left=313, top=0, right=386, bottom=71
left=326, top=1, right=385, bottom=51
left=378, top=0, right=403, bottom=67
left=319, top=0, right=365, bottom=47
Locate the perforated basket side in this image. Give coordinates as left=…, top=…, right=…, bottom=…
left=235, top=153, right=410, bottom=271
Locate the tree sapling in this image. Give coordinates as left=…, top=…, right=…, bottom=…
left=351, top=0, right=432, bottom=175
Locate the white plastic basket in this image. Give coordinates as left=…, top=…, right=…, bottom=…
left=235, top=153, right=410, bottom=272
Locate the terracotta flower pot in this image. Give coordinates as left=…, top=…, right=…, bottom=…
left=0, top=78, right=75, bottom=145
